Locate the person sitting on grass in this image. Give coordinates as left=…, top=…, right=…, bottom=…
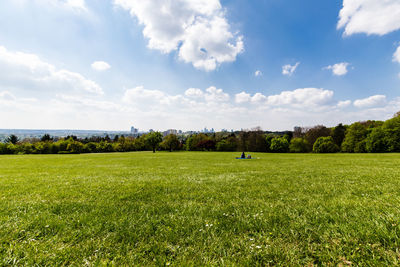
left=247, top=154, right=252, bottom=159
left=241, top=152, right=246, bottom=159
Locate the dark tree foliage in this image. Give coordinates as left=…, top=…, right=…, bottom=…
left=289, top=138, right=309, bottom=153
left=41, top=134, right=53, bottom=142
left=6, top=135, right=19, bottom=145
left=247, top=131, right=268, bottom=152
left=304, top=125, right=331, bottom=150
left=161, top=134, right=180, bottom=152
left=341, top=122, right=368, bottom=153
left=238, top=131, right=250, bottom=152
left=331, top=123, right=346, bottom=147
left=145, top=132, right=163, bottom=153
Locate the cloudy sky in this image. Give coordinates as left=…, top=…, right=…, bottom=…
left=0, top=0, right=400, bottom=131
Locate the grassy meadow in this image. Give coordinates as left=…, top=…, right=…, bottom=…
left=1, top=152, right=400, bottom=265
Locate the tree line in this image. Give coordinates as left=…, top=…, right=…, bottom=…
left=2, top=114, right=400, bottom=154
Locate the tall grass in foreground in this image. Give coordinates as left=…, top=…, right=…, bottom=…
left=1, top=152, right=400, bottom=265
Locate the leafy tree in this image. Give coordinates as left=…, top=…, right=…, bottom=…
left=247, top=131, right=268, bottom=152
left=145, top=132, right=163, bottom=153
left=304, top=125, right=331, bottom=150
left=216, top=136, right=238, bottom=151
left=238, top=130, right=250, bottom=152
left=313, top=136, right=340, bottom=153
left=265, top=135, right=274, bottom=152
left=270, top=137, right=289, bottom=153
left=41, top=134, right=53, bottom=142
left=331, top=123, right=346, bottom=147
left=186, top=134, right=210, bottom=151
left=197, top=139, right=216, bottom=151
left=366, top=116, right=400, bottom=152
left=341, top=122, right=368, bottom=153
left=84, top=142, right=98, bottom=153
left=289, top=138, right=309, bottom=153
left=6, top=134, right=19, bottom=144
left=161, top=134, right=180, bottom=152
left=66, top=141, right=84, bottom=154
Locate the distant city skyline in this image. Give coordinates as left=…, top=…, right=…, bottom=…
left=0, top=0, right=400, bottom=131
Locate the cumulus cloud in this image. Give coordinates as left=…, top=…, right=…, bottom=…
left=354, top=95, right=387, bottom=108
left=254, top=70, right=262, bottom=77
left=235, top=92, right=267, bottom=104
left=0, top=46, right=103, bottom=95
left=282, top=62, right=300, bottom=76
left=114, top=0, right=243, bottom=71
left=91, top=61, right=111, bottom=71
left=337, top=100, right=352, bottom=108
left=338, top=0, right=400, bottom=36
left=266, top=88, right=334, bottom=108
left=235, top=92, right=251, bottom=103
left=393, top=45, right=400, bottom=64
left=324, top=62, right=350, bottom=76
left=3, top=80, right=398, bottom=131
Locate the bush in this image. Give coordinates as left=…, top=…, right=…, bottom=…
left=66, top=141, right=84, bottom=154
left=313, top=137, right=340, bottom=153
left=289, top=138, right=309, bottom=153
left=270, top=137, right=289, bottom=153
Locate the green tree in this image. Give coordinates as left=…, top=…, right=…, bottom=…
left=265, top=135, right=274, bottom=152
left=341, top=122, right=368, bottom=153
left=331, top=123, right=346, bottom=147
left=289, top=138, right=309, bottom=153
left=41, top=134, right=53, bottom=142
left=145, top=132, right=163, bottom=153
left=161, top=134, right=180, bottom=152
left=216, top=136, right=238, bottom=151
left=270, top=137, right=289, bottom=153
left=304, top=125, right=331, bottom=150
left=6, top=134, right=19, bottom=144
left=313, top=136, right=340, bottom=153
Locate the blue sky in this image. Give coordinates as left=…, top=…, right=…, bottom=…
left=0, top=0, right=400, bottom=131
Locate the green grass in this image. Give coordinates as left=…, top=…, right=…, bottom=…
left=1, top=152, right=400, bottom=265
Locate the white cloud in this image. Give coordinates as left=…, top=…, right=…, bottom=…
left=235, top=92, right=251, bottom=103
left=254, top=70, right=262, bottom=77
left=114, top=0, right=243, bottom=71
left=354, top=95, right=387, bottom=108
left=185, top=88, right=204, bottom=98
left=337, top=100, right=352, bottom=108
left=3, top=81, right=398, bottom=131
left=266, top=88, right=334, bottom=108
left=393, top=45, right=400, bottom=63
left=204, top=86, right=230, bottom=102
left=235, top=92, right=267, bottom=104
left=338, top=0, right=400, bottom=36
left=324, top=62, right=350, bottom=76
left=282, top=62, right=300, bottom=76
left=91, top=61, right=111, bottom=71
left=0, top=46, right=103, bottom=95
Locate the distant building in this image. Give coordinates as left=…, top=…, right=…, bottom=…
left=130, top=126, right=139, bottom=134
left=163, top=129, right=178, bottom=136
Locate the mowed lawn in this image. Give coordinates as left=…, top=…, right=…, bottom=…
left=1, top=152, right=400, bottom=265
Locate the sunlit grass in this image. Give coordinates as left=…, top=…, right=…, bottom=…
left=1, top=152, right=400, bottom=265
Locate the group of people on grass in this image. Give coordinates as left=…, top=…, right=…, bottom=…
left=239, top=152, right=251, bottom=159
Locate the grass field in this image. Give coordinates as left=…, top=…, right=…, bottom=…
left=1, top=152, right=400, bottom=265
